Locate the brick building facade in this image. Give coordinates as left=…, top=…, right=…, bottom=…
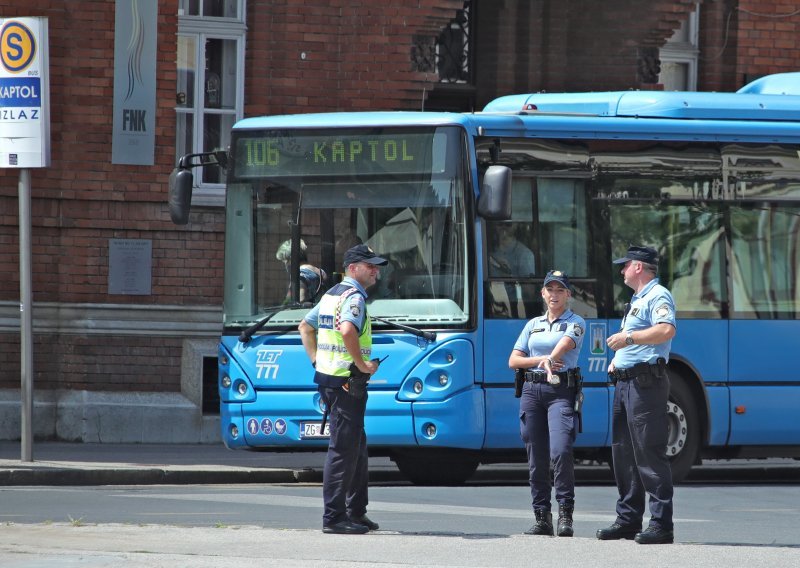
left=1, top=0, right=798, bottom=443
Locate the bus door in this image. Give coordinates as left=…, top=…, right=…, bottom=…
left=481, top=172, right=609, bottom=450
left=726, top=199, right=800, bottom=445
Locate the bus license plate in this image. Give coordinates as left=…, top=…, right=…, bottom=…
left=300, top=422, right=330, bottom=438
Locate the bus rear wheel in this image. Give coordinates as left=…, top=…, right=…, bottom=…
left=665, top=371, right=700, bottom=483
left=605, top=372, right=701, bottom=484
left=393, top=452, right=480, bottom=485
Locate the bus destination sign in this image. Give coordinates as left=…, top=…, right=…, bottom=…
left=233, top=131, right=443, bottom=178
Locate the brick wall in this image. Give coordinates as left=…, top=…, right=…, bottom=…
left=733, top=0, right=800, bottom=86
left=1, top=333, right=183, bottom=392
left=0, top=0, right=206, bottom=392
left=244, top=0, right=466, bottom=116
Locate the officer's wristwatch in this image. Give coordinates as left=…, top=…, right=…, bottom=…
left=625, top=331, right=634, bottom=346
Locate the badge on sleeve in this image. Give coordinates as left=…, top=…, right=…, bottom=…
left=350, top=301, right=361, bottom=318
left=655, top=304, right=672, bottom=318
left=573, top=325, right=584, bottom=337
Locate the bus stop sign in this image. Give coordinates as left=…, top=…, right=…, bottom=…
left=0, top=17, right=51, bottom=168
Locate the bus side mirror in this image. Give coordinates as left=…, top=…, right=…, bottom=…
left=477, top=165, right=512, bottom=221
left=168, top=167, right=194, bottom=225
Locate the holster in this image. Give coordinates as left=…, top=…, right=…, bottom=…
left=573, top=367, right=584, bottom=433
left=514, top=368, right=524, bottom=398
left=574, top=391, right=584, bottom=433
left=320, top=392, right=331, bottom=432
left=346, top=362, right=370, bottom=399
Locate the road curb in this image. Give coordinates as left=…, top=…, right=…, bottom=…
left=0, top=467, right=300, bottom=486
left=0, top=466, right=413, bottom=486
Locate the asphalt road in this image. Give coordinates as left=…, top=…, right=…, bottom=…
left=1, top=481, right=799, bottom=567
left=1, top=481, right=798, bottom=543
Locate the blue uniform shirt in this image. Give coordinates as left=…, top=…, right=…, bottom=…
left=612, top=278, right=677, bottom=369
left=303, top=276, right=368, bottom=332
left=513, top=309, right=586, bottom=369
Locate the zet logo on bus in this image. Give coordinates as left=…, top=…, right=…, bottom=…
left=1, top=21, right=37, bottom=74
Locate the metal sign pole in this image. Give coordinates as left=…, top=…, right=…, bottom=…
left=2, top=16, right=49, bottom=462
left=19, top=168, right=34, bottom=462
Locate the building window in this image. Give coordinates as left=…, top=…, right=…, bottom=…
left=177, top=1, right=246, bottom=206
left=437, top=1, right=471, bottom=84
left=659, top=3, right=700, bottom=91
left=411, top=0, right=472, bottom=84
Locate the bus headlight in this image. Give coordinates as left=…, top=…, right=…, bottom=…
left=237, top=382, right=248, bottom=395
left=438, top=373, right=448, bottom=386
left=221, top=375, right=231, bottom=388
left=413, top=379, right=423, bottom=394
left=230, top=424, right=239, bottom=439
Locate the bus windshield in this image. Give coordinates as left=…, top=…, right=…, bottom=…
left=222, top=125, right=471, bottom=330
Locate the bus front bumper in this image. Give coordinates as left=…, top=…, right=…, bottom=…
left=221, top=387, right=486, bottom=450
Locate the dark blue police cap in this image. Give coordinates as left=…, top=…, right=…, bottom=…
left=612, top=245, right=659, bottom=265
left=543, top=270, right=571, bottom=289
left=343, top=244, right=388, bottom=267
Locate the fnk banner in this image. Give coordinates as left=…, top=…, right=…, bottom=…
left=112, top=0, right=157, bottom=165
left=0, top=17, right=51, bottom=168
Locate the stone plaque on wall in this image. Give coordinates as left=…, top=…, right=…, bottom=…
left=108, top=238, right=152, bottom=295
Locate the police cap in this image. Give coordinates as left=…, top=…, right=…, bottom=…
left=543, top=270, right=571, bottom=289
left=343, top=244, right=388, bottom=267
left=612, top=245, right=659, bottom=265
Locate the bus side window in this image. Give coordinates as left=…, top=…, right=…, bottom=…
left=535, top=178, right=590, bottom=280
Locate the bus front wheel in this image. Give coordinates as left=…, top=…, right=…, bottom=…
left=393, top=452, right=480, bottom=485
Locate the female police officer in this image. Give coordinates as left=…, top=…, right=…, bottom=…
left=508, top=270, right=585, bottom=537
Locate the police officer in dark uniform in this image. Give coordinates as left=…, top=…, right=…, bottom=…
left=298, top=244, right=388, bottom=535
left=509, top=270, right=585, bottom=537
left=597, top=245, right=677, bottom=545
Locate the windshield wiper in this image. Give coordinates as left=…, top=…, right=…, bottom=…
left=239, top=302, right=312, bottom=343
left=371, top=316, right=436, bottom=343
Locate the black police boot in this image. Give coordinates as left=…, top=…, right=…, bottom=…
left=634, top=525, right=674, bottom=545
left=524, top=509, right=554, bottom=536
left=596, top=522, right=641, bottom=540
left=557, top=501, right=574, bottom=537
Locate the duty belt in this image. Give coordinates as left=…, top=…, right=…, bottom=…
left=524, top=369, right=580, bottom=388
left=609, top=358, right=666, bottom=381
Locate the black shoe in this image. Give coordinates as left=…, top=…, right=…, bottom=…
left=524, top=510, right=554, bottom=536
left=322, top=520, right=369, bottom=534
left=634, top=526, right=674, bottom=545
left=596, top=522, right=641, bottom=540
left=349, top=514, right=379, bottom=531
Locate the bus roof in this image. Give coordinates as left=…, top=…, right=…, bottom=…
left=483, top=88, right=800, bottom=121
left=232, top=73, right=800, bottom=145
left=483, top=72, right=800, bottom=120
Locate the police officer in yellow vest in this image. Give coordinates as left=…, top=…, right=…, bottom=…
left=299, top=244, right=388, bottom=535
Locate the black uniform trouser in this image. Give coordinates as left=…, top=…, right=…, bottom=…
left=320, top=385, right=369, bottom=525
left=519, top=381, right=577, bottom=512
left=611, top=373, right=674, bottom=531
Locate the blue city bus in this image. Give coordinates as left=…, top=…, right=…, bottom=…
left=170, top=72, right=800, bottom=484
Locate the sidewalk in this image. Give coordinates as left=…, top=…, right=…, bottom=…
left=0, top=441, right=403, bottom=486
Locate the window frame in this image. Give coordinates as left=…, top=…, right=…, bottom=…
left=658, top=3, right=700, bottom=91
left=176, top=6, right=247, bottom=207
